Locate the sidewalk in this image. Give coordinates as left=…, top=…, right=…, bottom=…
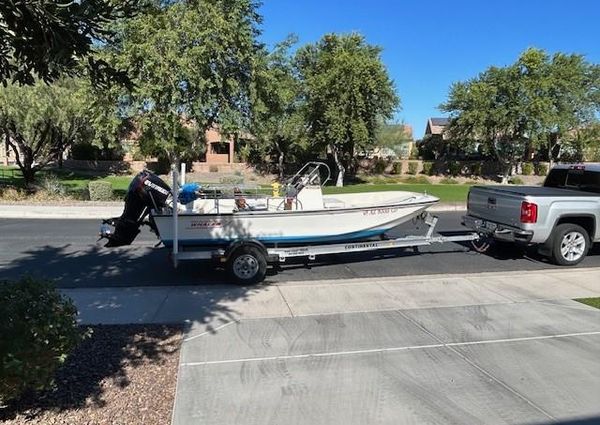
left=0, top=201, right=466, bottom=219
left=0, top=202, right=123, bottom=219
left=63, top=267, right=600, bottom=327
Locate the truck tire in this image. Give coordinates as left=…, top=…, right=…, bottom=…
left=550, top=223, right=590, bottom=266
left=227, top=245, right=267, bottom=285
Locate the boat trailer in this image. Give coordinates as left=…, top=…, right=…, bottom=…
left=165, top=169, right=481, bottom=284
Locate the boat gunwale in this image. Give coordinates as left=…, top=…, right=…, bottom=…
left=151, top=198, right=439, bottom=219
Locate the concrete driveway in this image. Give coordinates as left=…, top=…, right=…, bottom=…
left=171, top=269, right=600, bottom=425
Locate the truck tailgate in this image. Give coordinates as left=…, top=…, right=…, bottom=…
left=467, top=186, right=525, bottom=227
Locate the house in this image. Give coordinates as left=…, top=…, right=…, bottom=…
left=121, top=123, right=240, bottom=165
left=418, top=117, right=449, bottom=160
left=205, top=127, right=235, bottom=164
left=424, top=117, right=450, bottom=139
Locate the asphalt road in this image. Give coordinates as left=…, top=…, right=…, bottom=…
left=1, top=212, right=599, bottom=288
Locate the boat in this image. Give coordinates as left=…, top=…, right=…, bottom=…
left=100, top=162, right=439, bottom=248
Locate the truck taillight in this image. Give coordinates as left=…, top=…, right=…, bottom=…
left=520, top=201, right=538, bottom=224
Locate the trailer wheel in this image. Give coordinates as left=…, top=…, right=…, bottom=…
left=550, top=223, right=590, bottom=266
left=228, top=245, right=267, bottom=285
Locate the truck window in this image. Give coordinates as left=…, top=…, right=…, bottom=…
left=544, top=168, right=600, bottom=193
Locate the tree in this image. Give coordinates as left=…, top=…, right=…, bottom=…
left=82, top=79, right=133, bottom=157
left=250, top=36, right=308, bottom=180
left=561, top=122, right=600, bottom=162
left=296, top=33, right=399, bottom=186
left=0, top=79, right=89, bottom=185
left=441, top=63, right=527, bottom=182
left=441, top=48, right=600, bottom=182
left=0, top=0, right=139, bottom=86
left=517, top=49, right=600, bottom=167
left=110, top=0, right=262, bottom=163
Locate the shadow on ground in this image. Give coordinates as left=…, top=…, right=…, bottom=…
left=0, top=243, right=226, bottom=288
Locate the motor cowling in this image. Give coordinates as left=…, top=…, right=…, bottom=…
left=102, top=170, right=171, bottom=247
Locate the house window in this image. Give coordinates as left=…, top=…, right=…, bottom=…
left=211, top=142, right=229, bottom=155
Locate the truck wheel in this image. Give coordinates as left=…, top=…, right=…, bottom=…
left=550, top=223, right=590, bottom=266
left=227, top=245, right=267, bottom=285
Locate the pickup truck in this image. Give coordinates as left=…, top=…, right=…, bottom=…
left=463, top=163, right=600, bottom=266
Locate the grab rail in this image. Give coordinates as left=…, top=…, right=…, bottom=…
left=286, top=162, right=331, bottom=190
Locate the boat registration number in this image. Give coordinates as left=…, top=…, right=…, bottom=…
left=363, top=207, right=398, bottom=216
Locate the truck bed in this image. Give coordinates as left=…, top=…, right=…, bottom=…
left=470, top=185, right=599, bottom=197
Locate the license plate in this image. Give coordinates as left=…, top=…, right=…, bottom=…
left=483, top=220, right=497, bottom=231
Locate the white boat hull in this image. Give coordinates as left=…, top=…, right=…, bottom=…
left=153, top=192, right=438, bottom=246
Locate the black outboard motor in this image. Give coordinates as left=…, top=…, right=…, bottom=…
left=100, top=170, right=171, bottom=247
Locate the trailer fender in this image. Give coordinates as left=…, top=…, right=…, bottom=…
left=223, top=239, right=268, bottom=262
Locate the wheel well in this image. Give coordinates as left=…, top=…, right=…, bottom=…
left=225, top=239, right=267, bottom=259
left=556, top=216, right=595, bottom=239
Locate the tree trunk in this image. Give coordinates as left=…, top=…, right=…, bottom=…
left=274, top=141, right=285, bottom=182
left=21, top=168, right=36, bottom=187
left=499, top=161, right=512, bottom=184
left=331, top=144, right=344, bottom=187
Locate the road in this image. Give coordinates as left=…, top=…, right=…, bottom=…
left=1, top=212, right=599, bottom=287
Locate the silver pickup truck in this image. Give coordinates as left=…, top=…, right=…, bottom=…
left=463, top=163, right=600, bottom=266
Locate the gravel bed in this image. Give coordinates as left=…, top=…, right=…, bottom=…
left=1, top=325, right=183, bottom=425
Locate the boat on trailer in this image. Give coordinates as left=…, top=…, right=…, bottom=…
left=100, top=162, right=479, bottom=283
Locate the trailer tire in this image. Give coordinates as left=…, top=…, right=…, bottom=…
left=228, top=245, right=267, bottom=285
left=550, top=223, right=590, bottom=266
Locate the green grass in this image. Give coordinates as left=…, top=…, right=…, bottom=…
left=574, top=298, right=600, bottom=309
left=323, top=183, right=470, bottom=203
left=1, top=166, right=132, bottom=199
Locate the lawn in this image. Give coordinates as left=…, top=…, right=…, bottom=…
left=0, top=166, right=132, bottom=198
left=574, top=297, right=600, bottom=309
left=323, top=183, right=470, bottom=203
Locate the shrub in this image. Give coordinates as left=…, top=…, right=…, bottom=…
left=209, top=164, right=219, bottom=173
left=0, top=187, right=27, bottom=202
left=372, top=158, right=387, bottom=174
left=220, top=176, right=244, bottom=185
left=421, top=161, right=434, bottom=176
left=535, top=163, right=548, bottom=176
left=407, top=161, right=418, bottom=175
left=469, top=162, right=483, bottom=176
left=70, top=142, right=101, bottom=160
left=88, top=180, right=113, bottom=201
left=391, top=162, right=402, bottom=175
left=0, top=276, right=84, bottom=404
left=521, top=162, right=534, bottom=176
left=402, top=175, right=430, bottom=184
left=39, top=175, right=67, bottom=198
left=448, top=161, right=462, bottom=177
left=440, top=177, right=459, bottom=184
left=508, top=176, right=525, bottom=185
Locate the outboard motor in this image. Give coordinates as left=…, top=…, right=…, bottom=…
left=100, top=170, right=171, bottom=247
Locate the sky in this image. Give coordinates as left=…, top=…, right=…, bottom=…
left=258, top=0, right=600, bottom=138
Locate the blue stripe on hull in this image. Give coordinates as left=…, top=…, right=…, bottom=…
left=161, top=228, right=389, bottom=247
